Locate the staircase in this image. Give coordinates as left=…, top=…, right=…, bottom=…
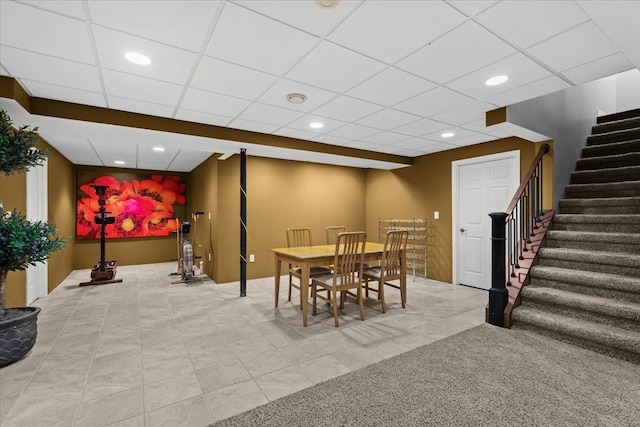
left=511, top=108, right=640, bottom=364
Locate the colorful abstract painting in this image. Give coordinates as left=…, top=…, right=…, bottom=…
left=76, top=172, right=186, bottom=239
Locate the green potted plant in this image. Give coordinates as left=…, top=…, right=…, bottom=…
left=0, top=109, right=66, bottom=367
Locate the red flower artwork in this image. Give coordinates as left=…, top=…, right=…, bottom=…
left=76, top=174, right=185, bottom=239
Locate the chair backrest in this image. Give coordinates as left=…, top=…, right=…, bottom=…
left=333, top=231, right=366, bottom=287
left=287, top=228, right=312, bottom=248
left=381, top=230, right=408, bottom=277
left=325, top=226, right=346, bottom=245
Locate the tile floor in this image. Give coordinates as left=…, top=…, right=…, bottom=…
left=0, top=262, right=487, bottom=427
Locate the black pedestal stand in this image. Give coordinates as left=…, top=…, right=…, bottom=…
left=80, top=185, right=123, bottom=286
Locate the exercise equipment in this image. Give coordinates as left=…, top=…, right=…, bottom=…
left=171, top=218, right=200, bottom=284
left=80, top=185, right=123, bottom=286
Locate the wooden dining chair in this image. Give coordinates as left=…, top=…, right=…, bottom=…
left=325, top=226, right=346, bottom=245
left=312, top=231, right=366, bottom=327
left=362, top=230, right=408, bottom=312
left=286, top=228, right=331, bottom=304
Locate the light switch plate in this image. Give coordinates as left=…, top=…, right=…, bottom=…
left=434, top=211, right=439, bottom=220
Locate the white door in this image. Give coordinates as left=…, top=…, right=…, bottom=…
left=453, top=151, right=519, bottom=290
left=26, top=158, right=48, bottom=305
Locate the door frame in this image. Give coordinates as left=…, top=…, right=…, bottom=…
left=451, top=150, right=520, bottom=287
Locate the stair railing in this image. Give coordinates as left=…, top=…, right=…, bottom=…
left=488, top=143, right=550, bottom=327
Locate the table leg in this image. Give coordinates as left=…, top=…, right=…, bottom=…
left=301, top=263, right=310, bottom=327
left=274, top=256, right=282, bottom=307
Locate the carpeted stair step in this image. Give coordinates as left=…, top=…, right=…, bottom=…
left=529, top=265, right=640, bottom=303
left=520, top=286, right=640, bottom=331
left=570, top=165, right=640, bottom=184
left=587, top=128, right=640, bottom=146
left=597, top=108, right=640, bottom=124
left=558, top=197, right=640, bottom=214
left=576, top=152, right=640, bottom=170
left=538, top=247, right=640, bottom=277
left=511, top=306, right=640, bottom=364
left=545, top=230, right=640, bottom=253
left=592, top=116, right=640, bottom=134
left=565, top=180, right=640, bottom=198
left=552, top=214, right=640, bottom=233
left=581, top=139, right=640, bottom=158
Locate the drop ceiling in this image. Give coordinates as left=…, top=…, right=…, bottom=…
left=1, top=0, right=638, bottom=172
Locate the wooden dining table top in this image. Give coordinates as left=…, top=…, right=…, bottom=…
left=271, top=242, right=385, bottom=259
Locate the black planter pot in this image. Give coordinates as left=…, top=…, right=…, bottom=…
left=0, top=306, right=41, bottom=368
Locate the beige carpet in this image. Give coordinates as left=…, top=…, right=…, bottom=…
left=211, top=323, right=640, bottom=426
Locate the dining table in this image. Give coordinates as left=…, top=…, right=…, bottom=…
left=272, top=242, right=405, bottom=327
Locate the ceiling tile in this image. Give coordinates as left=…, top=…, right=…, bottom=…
left=21, top=0, right=86, bottom=19
left=446, top=1, right=498, bottom=17
left=361, top=131, right=410, bottom=145
left=485, top=75, right=571, bottom=106
left=93, top=26, right=198, bottom=85
left=445, top=53, right=552, bottom=100
left=527, top=22, right=620, bottom=72
left=191, top=56, right=278, bottom=100
left=392, top=118, right=450, bottom=137
left=234, top=0, right=361, bottom=36
left=356, top=108, right=420, bottom=130
left=175, top=108, right=233, bottom=127
left=423, top=126, right=476, bottom=143
left=285, top=115, right=346, bottom=134
left=328, top=124, right=380, bottom=140
left=476, top=0, right=589, bottom=48
left=346, top=141, right=384, bottom=151
left=398, top=20, right=517, bottom=84
left=418, top=142, right=458, bottom=154
left=0, top=46, right=103, bottom=93
left=346, top=67, right=436, bottom=106
left=562, top=53, right=635, bottom=85
left=206, top=2, right=319, bottom=75
left=20, top=79, right=106, bottom=108
left=107, top=96, right=176, bottom=118
left=394, top=86, right=476, bottom=117
left=166, top=149, right=211, bottom=172
left=430, top=100, right=498, bottom=126
left=390, top=138, right=438, bottom=151
left=102, top=69, right=183, bottom=107
left=258, top=78, right=338, bottom=113
left=180, top=87, right=250, bottom=117
left=448, top=133, right=495, bottom=147
left=236, top=102, right=304, bottom=127
left=578, top=0, right=640, bottom=69
left=0, top=1, right=94, bottom=64
left=286, top=41, right=386, bottom=93
left=311, top=96, right=383, bottom=122
left=328, top=1, right=465, bottom=64
left=88, top=1, right=220, bottom=51
left=228, top=118, right=279, bottom=134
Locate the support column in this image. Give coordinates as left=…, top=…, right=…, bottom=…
left=488, top=212, right=509, bottom=327
left=240, top=149, right=247, bottom=297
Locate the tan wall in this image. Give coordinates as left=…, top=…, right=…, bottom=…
left=188, top=154, right=219, bottom=278
left=215, top=155, right=366, bottom=283
left=365, top=137, right=554, bottom=284
left=72, top=166, right=187, bottom=270
left=42, top=141, right=75, bottom=293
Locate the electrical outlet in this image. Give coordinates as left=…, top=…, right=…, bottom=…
left=208, top=212, right=211, bottom=220
left=208, top=253, right=211, bottom=262
left=249, top=254, right=255, bottom=262
left=434, top=211, right=439, bottom=220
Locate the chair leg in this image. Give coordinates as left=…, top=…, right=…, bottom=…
left=379, top=279, right=386, bottom=313
left=288, top=274, right=293, bottom=302
left=401, top=280, right=406, bottom=308
left=332, top=290, right=340, bottom=327
left=312, top=284, right=317, bottom=315
left=357, top=285, right=365, bottom=321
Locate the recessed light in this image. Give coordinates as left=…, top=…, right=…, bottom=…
left=286, top=93, right=307, bottom=104
left=441, top=132, right=455, bottom=138
left=124, top=51, right=151, bottom=65
left=114, top=160, right=125, bottom=165
left=309, top=122, right=324, bottom=129
left=316, top=0, right=340, bottom=9
left=485, top=75, right=509, bottom=86
left=153, top=147, right=165, bottom=152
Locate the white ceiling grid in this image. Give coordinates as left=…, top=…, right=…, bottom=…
left=0, top=0, right=638, bottom=171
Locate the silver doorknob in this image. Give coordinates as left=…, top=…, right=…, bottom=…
left=460, top=228, right=467, bottom=233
